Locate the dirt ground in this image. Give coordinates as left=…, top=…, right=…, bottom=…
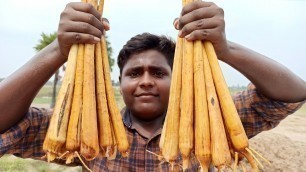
left=248, top=111, right=306, bottom=172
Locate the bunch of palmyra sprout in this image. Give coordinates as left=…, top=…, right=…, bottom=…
left=157, top=0, right=271, bottom=171
left=42, top=0, right=129, bottom=170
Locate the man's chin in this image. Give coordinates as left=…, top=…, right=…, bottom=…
left=132, top=106, right=164, bottom=121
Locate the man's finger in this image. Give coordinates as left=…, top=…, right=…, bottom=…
left=173, top=18, right=179, bottom=30
left=181, top=1, right=214, bottom=16
left=61, top=20, right=103, bottom=39
left=102, top=18, right=110, bottom=31
left=68, top=2, right=101, bottom=21
left=59, top=32, right=101, bottom=44
left=179, top=17, right=219, bottom=37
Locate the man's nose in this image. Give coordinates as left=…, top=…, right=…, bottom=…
left=139, top=72, right=154, bottom=88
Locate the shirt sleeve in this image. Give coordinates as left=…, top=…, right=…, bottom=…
left=233, top=83, right=305, bottom=138
left=0, top=107, right=51, bottom=160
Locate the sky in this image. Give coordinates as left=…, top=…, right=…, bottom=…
left=0, top=0, right=305, bottom=86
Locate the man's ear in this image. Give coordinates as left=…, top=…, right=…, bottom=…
left=119, top=76, right=122, bottom=95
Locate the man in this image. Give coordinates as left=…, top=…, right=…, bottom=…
left=0, top=1, right=305, bottom=171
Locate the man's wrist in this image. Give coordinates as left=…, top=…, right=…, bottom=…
left=52, top=39, right=68, bottom=65
left=218, top=41, right=235, bottom=63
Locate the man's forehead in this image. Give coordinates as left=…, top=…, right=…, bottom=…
left=124, top=50, right=169, bottom=68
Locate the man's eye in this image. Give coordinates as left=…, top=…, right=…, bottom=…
left=153, top=71, right=165, bottom=78
left=129, top=72, right=140, bottom=78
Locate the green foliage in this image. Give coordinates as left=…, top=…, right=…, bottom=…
left=34, top=32, right=57, bottom=52
left=34, top=32, right=114, bottom=70
left=113, top=86, right=125, bottom=109
left=33, top=32, right=114, bottom=71
left=33, top=32, right=114, bottom=108
left=35, top=85, right=54, bottom=97
left=33, top=32, right=58, bottom=108
left=0, top=155, right=82, bottom=172
left=33, top=85, right=59, bottom=104
left=0, top=155, right=26, bottom=171
left=32, top=84, right=124, bottom=108
left=228, top=85, right=247, bottom=95
left=32, top=97, right=52, bottom=104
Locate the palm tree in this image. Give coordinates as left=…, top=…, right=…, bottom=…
left=34, top=32, right=114, bottom=108
left=34, top=32, right=58, bottom=108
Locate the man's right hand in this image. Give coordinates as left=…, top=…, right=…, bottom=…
left=57, top=2, right=110, bottom=59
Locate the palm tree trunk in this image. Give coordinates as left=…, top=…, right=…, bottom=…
left=50, top=70, right=59, bottom=108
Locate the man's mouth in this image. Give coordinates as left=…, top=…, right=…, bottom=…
left=135, top=92, right=158, bottom=97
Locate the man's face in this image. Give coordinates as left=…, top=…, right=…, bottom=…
left=120, top=49, right=172, bottom=121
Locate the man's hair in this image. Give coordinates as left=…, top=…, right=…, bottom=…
left=117, top=33, right=176, bottom=74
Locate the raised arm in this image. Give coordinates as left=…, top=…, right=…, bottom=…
left=177, top=1, right=306, bottom=102
left=0, top=2, right=107, bottom=133
left=219, top=42, right=306, bottom=102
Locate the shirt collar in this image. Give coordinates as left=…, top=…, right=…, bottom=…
left=121, top=107, right=132, bottom=129
left=121, top=107, right=165, bottom=140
